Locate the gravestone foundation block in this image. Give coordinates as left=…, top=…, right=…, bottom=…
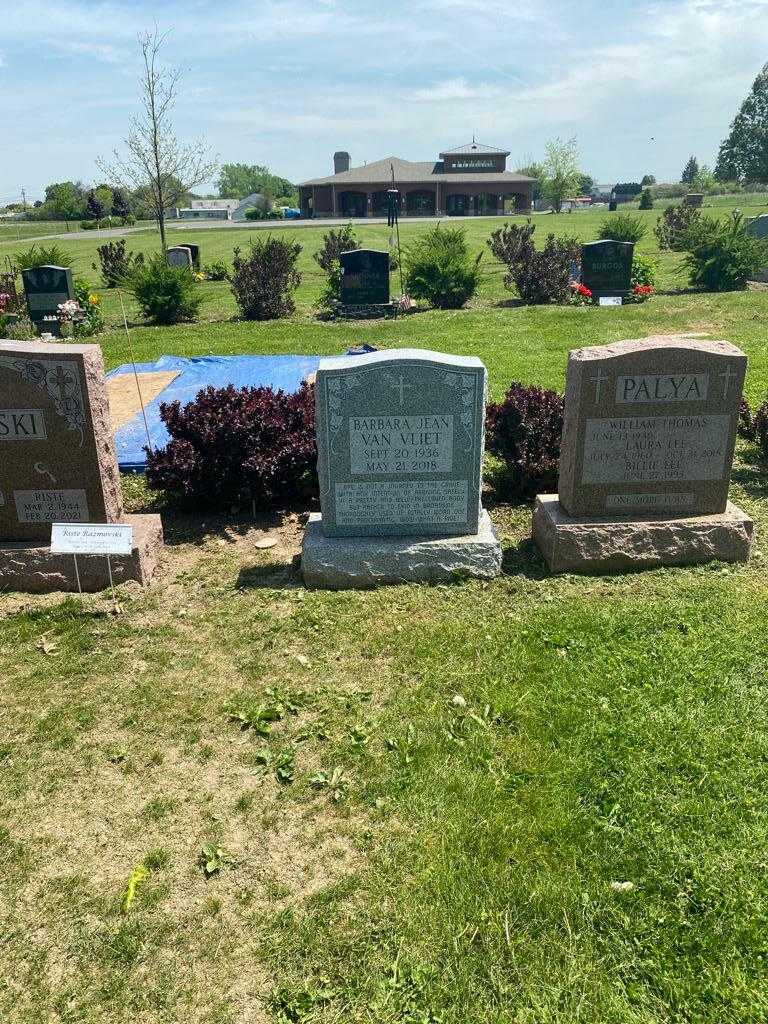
left=302, top=509, right=501, bottom=588
left=533, top=495, right=753, bottom=574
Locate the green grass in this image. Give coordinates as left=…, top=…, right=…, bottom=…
left=3, top=209, right=768, bottom=402
left=2, top=466, right=768, bottom=1021
left=2, top=205, right=768, bottom=1021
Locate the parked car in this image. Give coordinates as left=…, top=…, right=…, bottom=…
left=280, top=207, right=302, bottom=219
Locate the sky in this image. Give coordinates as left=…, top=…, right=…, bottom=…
left=2, top=0, right=768, bottom=203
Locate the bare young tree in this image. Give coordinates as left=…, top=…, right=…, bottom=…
left=98, top=27, right=218, bottom=250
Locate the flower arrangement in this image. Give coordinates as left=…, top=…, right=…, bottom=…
left=569, top=281, right=593, bottom=306
left=632, top=284, right=654, bottom=300
left=57, top=299, right=82, bottom=322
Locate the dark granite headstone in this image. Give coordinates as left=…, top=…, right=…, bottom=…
left=340, top=249, right=389, bottom=306
left=185, top=243, right=201, bottom=270
left=22, top=265, right=74, bottom=333
left=581, top=240, right=634, bottom=299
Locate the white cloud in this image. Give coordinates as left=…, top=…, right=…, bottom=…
left=405, top=78, right=504, bottom=103
left=4, top=0, right=768, bottom=192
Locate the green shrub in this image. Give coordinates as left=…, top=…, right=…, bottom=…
left=244, top=206, right=284, bottom=221
left=598, top=212, right=646, bottom=243
left=680, top=212, right=768, bottom=292
left=631, top=252, right=658, bottom=289
left=128, top=254, right=205, bottom=324
left=639, top=189, right=653, bottom=210
left=203, top=260, right=229, bottom=281
left=13, top=243, right=74, bottom=270
left=313, top=224, right=360, bottom=310
left=72, top=279, right=105, bottom=337
left=403, top=224, right=482, bottom=309
left=654, top=203, right=701, bottom=250
left=230, top=236, right=302, bottom=320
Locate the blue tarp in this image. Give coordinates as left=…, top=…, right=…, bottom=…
left=108, top=354, right=321, bottom=471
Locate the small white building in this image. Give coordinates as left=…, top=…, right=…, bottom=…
left=175, top=195, right=265, bottom=221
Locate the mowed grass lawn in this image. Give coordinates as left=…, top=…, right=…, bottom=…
left=2, top=209, right=768, bottom=1023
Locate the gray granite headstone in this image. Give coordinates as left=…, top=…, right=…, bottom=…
left=558, top=336, right=747, bottom=517
left=314, top=349, right=486, bottom=537
left=340, top=249, right=390, bottom=306
left=746, top=214, right=768, bottom=239
left=22, top=265, right=74, bottom=334
left=166, top=246, right=193, bottom=269
left=581, top=240, right=634, bottom=299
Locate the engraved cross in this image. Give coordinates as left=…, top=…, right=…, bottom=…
left=390, top=374, right=414, bottom=406
left=590, top=367, right=608, bottom=403
left=50, top=365, right=75, bottom=398
left=719, top=363, right=735, bottom=397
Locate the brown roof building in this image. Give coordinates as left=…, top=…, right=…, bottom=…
left=298, top=142, right=535, bottom=219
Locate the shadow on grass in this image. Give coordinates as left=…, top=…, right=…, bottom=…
left=236, top=558, right=302, bottom=591
left=501, top=536, right=549, bottom=580
left=731, top=453, right=768, bottom=499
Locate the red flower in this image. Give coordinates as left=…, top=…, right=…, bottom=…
left=633, top=284, right=653, bottom=295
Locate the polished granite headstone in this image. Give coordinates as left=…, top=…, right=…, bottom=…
left=302, top=348, right=501, bottom=586
left=340, top=249, right=390, bottom=306
left=22, top=265, right=74, bottom=334
left=581, top=240, right=634, bottom=299
left=533, top=336, right=754, bottom=573
left=0, top=339, right=163, bottom=591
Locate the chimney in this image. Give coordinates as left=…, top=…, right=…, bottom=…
left=334, top=151, right=351, bottom=174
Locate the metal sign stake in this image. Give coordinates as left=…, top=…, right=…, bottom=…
left=106, top=553, right=117, bottom=611
left=73, top=553, right=83, bottom=599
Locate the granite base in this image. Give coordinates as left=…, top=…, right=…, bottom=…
left=533, top=494, right=754, bottom=574
left=0, top=514, right=164, bottom=593
left=301, top=509, right=502, bottom=588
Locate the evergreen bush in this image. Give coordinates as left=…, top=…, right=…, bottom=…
left=403, top=225, right=482, bottom=309
left=598, top=212, right=646, bottom=243
left=128, top=254, right=205, bottom=324
left=680, top=212, right=768, bottom=291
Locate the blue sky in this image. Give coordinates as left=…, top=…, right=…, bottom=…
left=2, top=0, right=768, bottom=202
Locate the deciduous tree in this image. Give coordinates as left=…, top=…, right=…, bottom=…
left=541, top=137, right=582, bottom=213
left=98, top=27, right=218, bottom=250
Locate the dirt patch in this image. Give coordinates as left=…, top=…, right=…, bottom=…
left=107, top=371, right=179, bottom=429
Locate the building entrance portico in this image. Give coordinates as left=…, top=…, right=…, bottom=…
left=338, top=191, right=367, bottom=218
